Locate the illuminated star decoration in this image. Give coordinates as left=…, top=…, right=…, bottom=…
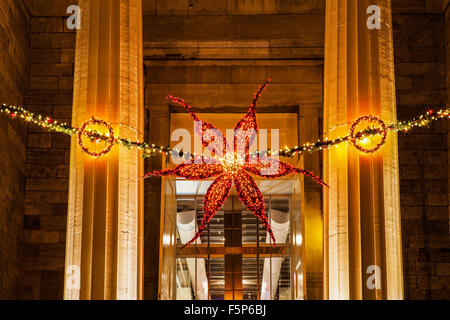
left=144, top=80, right=328, bottom=248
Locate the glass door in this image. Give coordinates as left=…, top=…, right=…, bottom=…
left=170, top=179, right=299, bottom=300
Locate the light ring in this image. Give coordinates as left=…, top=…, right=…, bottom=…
left=350, top=115, right=387, bottom=154
left=77, top=118, right=115, bottom=158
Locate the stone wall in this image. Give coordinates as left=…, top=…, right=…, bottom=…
left=20, top=12, right=75, bottom=300
left=0, top=0, right=29, bottom=299
left=393, top=0, right=450, bottom=299
left=447, top=2, right=450, bottom=298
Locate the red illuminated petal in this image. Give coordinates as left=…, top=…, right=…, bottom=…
left=233, top=170, right=276, bottom=245
left=244, top=157, right=328, bottom=187
left=234, top=80, right=271, bottom=155
left=167, top=96, right=227, bottom=155
left=143, top=163, right=224, bottom=180
left=183, top=174, right=233, bottom=247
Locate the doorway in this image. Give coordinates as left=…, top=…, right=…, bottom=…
left=175, top=190, right=292, bottom=300
left=157, top=113, right=304, bottom=300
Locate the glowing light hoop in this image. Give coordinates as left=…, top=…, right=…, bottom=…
left=77, top=118, right=115, bottom=158
left=350, top=115, right=387, bottom=154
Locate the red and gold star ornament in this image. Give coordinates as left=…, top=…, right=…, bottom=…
left=144, top=80, right=328, bottom=247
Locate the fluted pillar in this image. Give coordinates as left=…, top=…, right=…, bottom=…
left=64, top=0, right=144, bottom=300
left=323, top=0, right=403, bottom=299
left=299, top=105, right=323, bottom=300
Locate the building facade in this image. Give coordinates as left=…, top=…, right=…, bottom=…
left=0, top=0, right=448, bottom=300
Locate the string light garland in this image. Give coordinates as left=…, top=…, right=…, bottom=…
left=0, top=104, right=183, bottom=159
left=1, top=86, right=449, bottom=248
left=2, top=103, right=448, bottom=161
left=0, top=104, right=77, bottom=135
left=2, top=103, right=449, bottom=160
left=274, top=108, right=450, bottom=157
left=144, top=81, right=328, bottom=248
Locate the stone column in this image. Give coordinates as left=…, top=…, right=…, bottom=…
left=145, top=104, right=170, bottom=300
left=64, top=0, right=144, bottom=300
left=323, top=0, right=403, bottom=299
left=299, top=105, right=323, bottom=300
